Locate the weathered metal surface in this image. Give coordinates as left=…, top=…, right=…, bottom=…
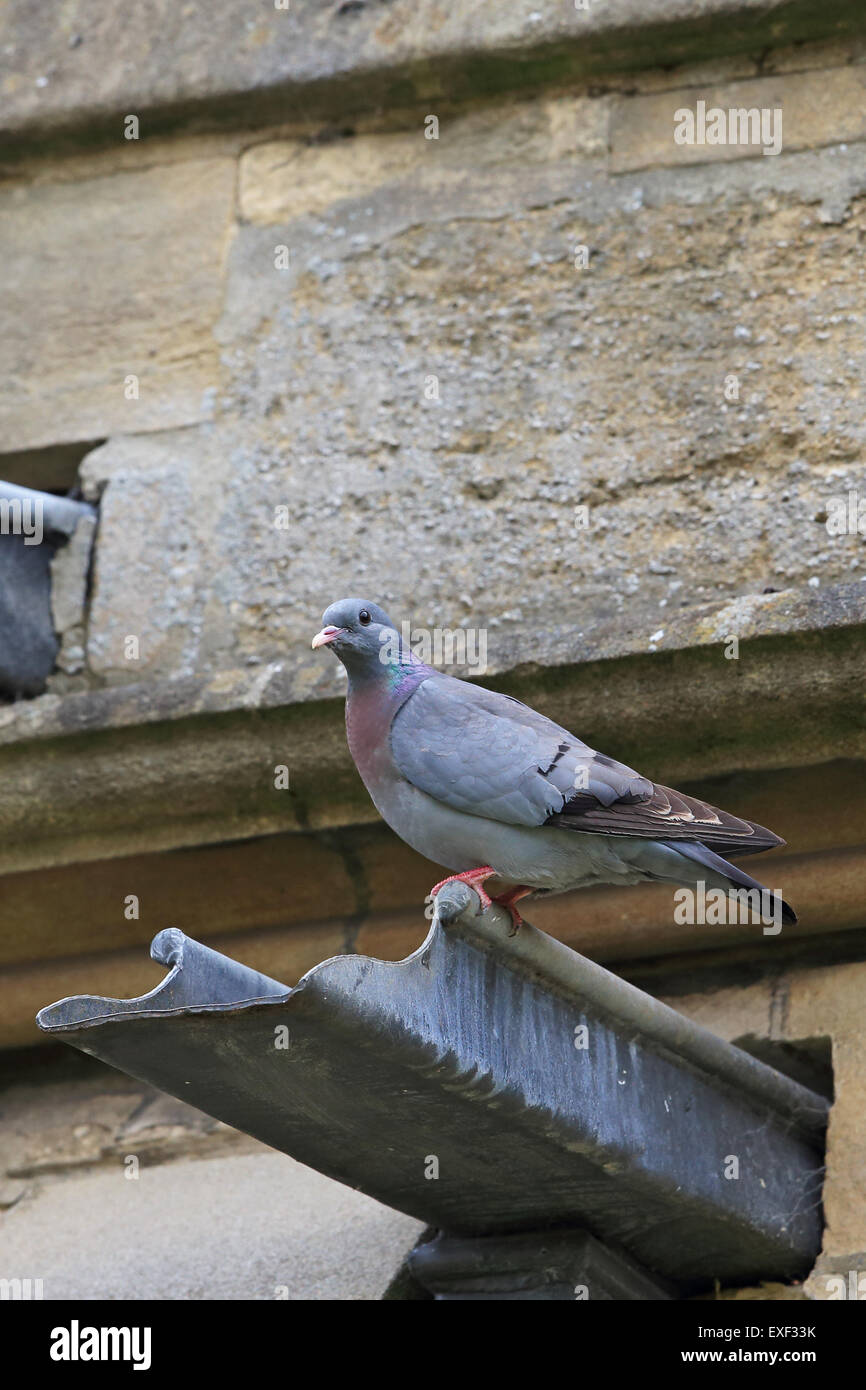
left=37, top=883, right=827, bottom=1292
left=0, top=481, right=95, bottom=697
left=0, top=531, right=58, bottom=696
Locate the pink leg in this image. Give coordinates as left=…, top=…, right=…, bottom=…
left=429, top=866, right=498, bottom=912
left=492, top=885, right=533, bottom=935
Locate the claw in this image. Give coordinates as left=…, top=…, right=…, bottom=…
left=429, top=871, right=533, bottom=931
left=492, top=885, right=533, bottom=936
left=429, top=866, right=497, bottom=913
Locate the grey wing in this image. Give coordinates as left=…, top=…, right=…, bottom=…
left=389, top=675, right=651, bottom=828
left=391, top=675, right=784, bottom=855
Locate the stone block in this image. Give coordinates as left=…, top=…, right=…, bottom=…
left=0, top=158, right=235, bottom=449
left=611, top=64, right=866, bottom=173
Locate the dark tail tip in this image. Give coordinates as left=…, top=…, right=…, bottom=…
left=781, top=898, right=797, bottom=927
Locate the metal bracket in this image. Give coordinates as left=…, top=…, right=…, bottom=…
left=408, top=1228, right=674, bottom=1300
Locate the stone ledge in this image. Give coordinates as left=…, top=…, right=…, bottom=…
left=610, top=63, right=866, bottom=173
left=0, top=581, right=862, bottom=876
left=2, top=578, right=862, bottom=748
left=2, top=0, right=865, bottom=154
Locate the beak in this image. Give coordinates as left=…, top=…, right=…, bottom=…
left=312, top=625, right=343, bottom=650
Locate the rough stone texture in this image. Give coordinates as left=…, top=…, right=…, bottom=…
left=0, top=832, right=361, bottom=969
left=49, top=512, right=94, bottom=637
left=0, top=1064, right=422, bottom=1298
left=1, top=63, right=864, bottom=696
left=0, top=158, right=235, bottom=449
left=53, top=88, right=864, bottom=692
left=0, top=1067, right=255, bottom=1184
left=49, top=510, right=97, bottom=687
left=0, top=1149, right=422, bottom=1300
left=238, top=96, right=609, bottom=224
left=673, top=961, right=866, bottom=1299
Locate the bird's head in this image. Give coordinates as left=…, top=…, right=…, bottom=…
left=312, top=597, right=407, bottom=675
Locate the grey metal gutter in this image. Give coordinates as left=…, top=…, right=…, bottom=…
left=443, top=882, right=827, bottom=1142
left=37, top=883, right=827, bottom=1294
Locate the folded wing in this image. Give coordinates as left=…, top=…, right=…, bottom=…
left=390, top=675, right=783, bottom=857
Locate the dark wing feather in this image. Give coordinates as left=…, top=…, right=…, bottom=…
left=547, top=781, right=784, bottom=857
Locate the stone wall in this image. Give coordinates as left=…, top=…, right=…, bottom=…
left=4, top=46, right=866, bottom=693
left=1, top=1, right=865, bottom=1299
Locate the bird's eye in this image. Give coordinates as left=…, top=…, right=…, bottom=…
left=359, top=609, right=371, bottom=626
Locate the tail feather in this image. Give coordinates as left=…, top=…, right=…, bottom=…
left=660, top=839, right=797, bottom=927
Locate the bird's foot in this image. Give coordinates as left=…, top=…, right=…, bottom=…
left=491, top=885, right=533, bottom=936
left=429, top=866, right=497, bottom=913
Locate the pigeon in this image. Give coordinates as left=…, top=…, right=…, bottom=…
left=312, top=598, right=795, bottom=931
